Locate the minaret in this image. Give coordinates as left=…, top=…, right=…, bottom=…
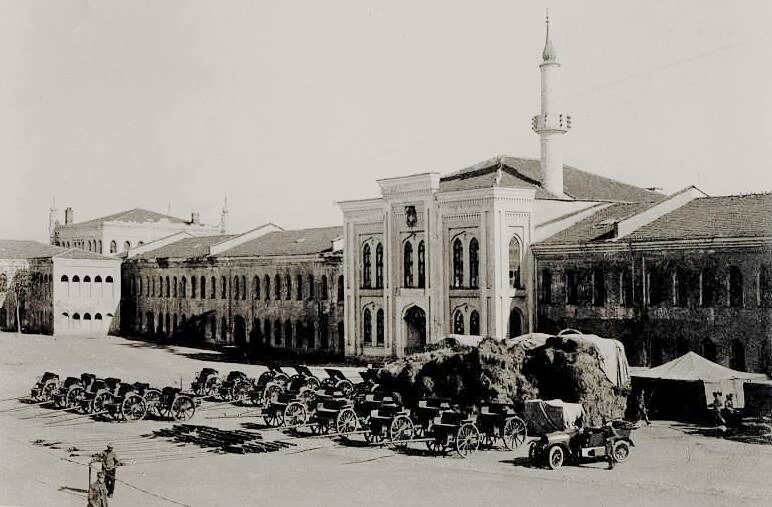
left=531, top=11, right=571, bottom=198
left=48, top=198, right=58, bottom=244
left=220, top=195, right=229, bottom=234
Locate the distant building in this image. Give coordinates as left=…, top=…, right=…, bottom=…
left=0, top=239, right=121, bottom=335
left=49, top=204, right=227, bottom=256
left=120, top=225, right=344, bottom=353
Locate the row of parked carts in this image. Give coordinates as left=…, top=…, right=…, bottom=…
left=27, top=365, right=528, bottom=457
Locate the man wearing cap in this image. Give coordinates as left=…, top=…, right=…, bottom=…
left=87, top=470, right=109, bottom=507
left=98, top=444, right=123, bottom=498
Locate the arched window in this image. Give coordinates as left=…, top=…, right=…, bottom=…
left=453, top=310, right=464, bottom=334
left=98, top=240, right=102, bottom=253
left=337, top=275, right=344, bottom=302
left=138, top=277, right=143, bottom=296
left=180, top=276, right=187, bottom=298
left=109, top=241, right=117, bottom=254
left=285, top=320, right=292, bottom=347
left=123, top=241, right=131, bottom=252
left=761, top=265, right=772, bottom=307
left=83, top=276, right=91, bottom=283
left=509, top=236, right=521, bottom=288
left=264, top=275, right=271, bottom=300
left=242, top=275, right=247, bottom=300
left=146, top=276, right=151, bottom=296
left=363, top=309, right=372, bottom=344
left=253, top=276, right=260, bottom=300
left=274, top=274, right=281, bottom=300
left=73, top=313, right=80, bottom=320
left=84, top=313, right=91, bottom=320
left=221, top=317, right=228, bottom=341
left=60, top=275, right=68, bottom=283
left=731, top=339, right=746, bottom=371
left=191, top=276, right=197, bottom=298
left=469, top=238, right=479, bottom=289
left=200, top=276, right=206, bottom=300
left=320, top=315, right=329, bottom=349
left=540, top=269, right=553, bottom=303
left=375, top=243, right=384, bottom=289
left=362, top=244, right=372, bottom=289
left=418, top=241, right=426, bottom=288
left=470, top=311, right=480, bottom=336
left=274, top=318, right=282, bottom=346
left=321, top=275, right=328, bottom=300
left=94, top=275, right=102, bottom=283
left=403, top=242, right=414, bottom=288
left=173, top=276, right=178, bottom=298
left=165, top=276, right=170, bottom=297
left=72, top=275, right=80, bottom=283
left=592, top=267, right=606, bottom=306
left=95, top=313, right=102, bottom=320
left=285, top=274, right=292, bottom=300
left=729, top=266, right=743, bottom=307
left=234, top=276, right=240, bottom=300
left=701, top=268, right=717, bottom=307
left=452, top=238, right=463, bottom=288
left=376, top=309, right=384, bottom=345
left=295, top=320, right=304, bottom=348
left=216, top=276, right=223, bottom=299
left=264, top=319, right=271, bottom=345
left=296, top=274, right=303, bottom=300
left=308, top=275, right=315, bottom=300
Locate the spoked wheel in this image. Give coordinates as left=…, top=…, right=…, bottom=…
left=262, top=384, right=283, bottom=410
left=283, top=402, right=307, bottom=427
left=92, top=392, right=113, bottom=415
left=336, top=380, right=354, bottom=398
left=41, top=382, right=57, bottom=402
left=364, top=429, right=384, bottom=444
left=204, top=378, right=219, bottom=398
left=455, top=423, right=480, bottom=458
left=263, top=408, right=284, bottom=427
left=304, top=376, right=321, bottom=391
left=612, top=440, right=631, bottom=463
left=143, top=389, right=162, bottom=418
left=547, top=445, right=565, bottom=470
left=336, top=408, right=359, bottom=436
left=171, top=396, right=196, bottom=421
left=231, top=381, right=250, bottom=404
left=389, top=415, right=414, bottom=448
left=66, top=387, right=84, bottom=409
left=502, top=416, right=528, bottom=450
left=426, top=438, right=448, bottom=454
left=121, top=394, right=148, bottom=422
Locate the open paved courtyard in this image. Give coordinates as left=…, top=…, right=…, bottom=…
left=1, top=332, right=771, bottom=507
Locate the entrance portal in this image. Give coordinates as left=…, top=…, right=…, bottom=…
left=508, top=309, right=523, bottom=338
left=234, top=316, right=247, bottom=347
left=404, top=306, right=426, bottom=354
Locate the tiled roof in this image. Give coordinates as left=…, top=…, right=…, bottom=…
left=133, top=235, right=238, bottom=259
left=626, top=194, right=772, bottom=242
left=68, top=208, right=190, bottom=227
left=537, top=202, right=653, bottom=245
left=50, top=249, right=118, bottom=261
left=0, top=240, right=65, bottom=259
left=439, top=156, right=663, bottom=203
left=219, top=227, right=343, bottom=258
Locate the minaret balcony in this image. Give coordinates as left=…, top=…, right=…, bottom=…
left=531, top=113, right=572, bottom=133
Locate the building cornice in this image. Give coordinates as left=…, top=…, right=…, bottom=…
left=532, top=236, right=772, bottom=256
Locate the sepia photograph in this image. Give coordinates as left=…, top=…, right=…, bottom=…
left=1, top=1, right=771, bottom=506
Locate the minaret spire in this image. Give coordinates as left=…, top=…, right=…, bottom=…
left=48, top=197, right=58, bottom=244
left=220, top=195, right=229, bottom=234
left=532, top=11, right=571, bottom=198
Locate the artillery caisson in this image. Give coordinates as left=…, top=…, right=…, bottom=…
left=476, top=402, right=528, bottom=450
left=191, top=368, right=220, bottom=397
left=30, top=372, right=59, bottom=402
left=157, top=386, right=197, bottom=421
left=104, top=383, right=148, bottom=422
left=320, top=369, right=355, bottom=397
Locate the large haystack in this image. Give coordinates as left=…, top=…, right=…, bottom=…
left=378, top=336, right=628, bottom=426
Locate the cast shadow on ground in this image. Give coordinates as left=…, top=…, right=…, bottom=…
left=500, top=456, right=543, bottom=468
left=145, top=423, right=295, bottom=454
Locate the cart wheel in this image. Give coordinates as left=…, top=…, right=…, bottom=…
left=263, top=408, right=283, bottom=427
left=612, top=440, right=631, bottom=463
left=93, top=392, right=113, bottom=414
left=204, top=378, right=219, bottom=397
left=274, top=373, right=290, bottom=384
left=547, top=445, right=565, bottom=470
left=304, top=376, right=321, bottom=391
left=336, top=380, right=354, bottom=398
left=389, top=415, right=414, bottom=448
left=336, top=408, right=358, bottom=435
left=283, top=402, right=307, bottom=427
left=122, top=394, right=147, bottom=422
left=262, top=384, right=283, bottom=410
left=455, top=423, right=480, bottom=458
left=172, top=396, right=196, bottom=421
left=66, top=386, right=84, bottom=409
left=502, top=416, right=528, bottom=450
left=42, top=382, right=57, bottom=402
left=143, top=389, right=162, bottom=417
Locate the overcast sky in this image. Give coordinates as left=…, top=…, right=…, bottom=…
left=1, top=1, right=770, bottom=241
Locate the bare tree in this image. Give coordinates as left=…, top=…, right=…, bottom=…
left=12, top=269, right=31, bottom=334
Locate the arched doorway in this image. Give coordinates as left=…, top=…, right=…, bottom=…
left=508, top=308, right=523, bottom=338
left=234, top=316, right=247, bottom=347
left=404, top=306, right=426, bottom=354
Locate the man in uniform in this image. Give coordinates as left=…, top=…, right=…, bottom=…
left=98, top=444, right=123, bottom=497
left=637, top=389, right=651, bottom=425
left=87, top=470, right=108, bottom=507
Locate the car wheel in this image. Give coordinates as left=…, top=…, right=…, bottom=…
left=547, top=445, right=565, bottom=470
left=612, top=440, right=631, bottom=463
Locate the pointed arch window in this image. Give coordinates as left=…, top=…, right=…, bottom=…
left=362, top=244, right=372, bottom=289
left=165, top=276, right=170, bottom=297
left=376, top=309, right=384, bottom=345
left=221, top=276, right=227, bottom=299
left=509, top=236, right=522, bottom=288
left=180, top=276, right=187, bottom=298
left=264, top=275, right=271, bottom=300
left=109, top=241, right=117, bottom=254
left=308, top=275, right=315, bottom=300
left=470, top=311, right=480, bottom=336
left=242, top=275, right=247, bottom=300
left=191, top=276, right=197, bottom=298
left=452, top=238, right=464, bottom=288
left=403, top=241, right=414, bottom=288
left=417, top=241, right=426, bottom=288
left=375, top=243, right=384, bottom=289
left=296, top=274, right=303, bottom=300
left=172, top=276, right=178, bottom=298
left=321, top=275, right=328, bottom=300
left=453, top=309, right=464, bottom=334
left=200, top=276, right=206, bottom=300
left=234, top=276, right=240, bottom=300
left=285, top=274, right=292, bottom=300
left=274, top=274, right=281, bottom=300
left=469, top=238, right=479, bottom=289
left=253, top=276, right=260, bottom=300
left=363, top=308, right=372, bottom=344
left=337, top=275, right=344, bottom=302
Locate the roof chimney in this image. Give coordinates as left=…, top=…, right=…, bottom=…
left=64, top=207, right=74, bottom=225
left=191, top=212, right=201, bottom=225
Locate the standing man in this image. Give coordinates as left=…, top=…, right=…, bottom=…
left=98, top=443, right=123, bottom=498
left=637, top=389, right=651, bottom=425
left=87, top=470, right=109, bottom=507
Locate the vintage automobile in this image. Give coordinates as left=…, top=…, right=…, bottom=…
left=530, top=419, right=636, bottom=469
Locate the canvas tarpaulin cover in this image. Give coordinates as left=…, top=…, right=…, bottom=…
left=524, top=399, right=585, bottom=434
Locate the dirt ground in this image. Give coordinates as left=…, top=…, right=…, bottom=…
left=1, top=332, right=771, bottom=507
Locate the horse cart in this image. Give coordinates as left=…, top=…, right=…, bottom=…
left=476, top=402, right=528, bottom=450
